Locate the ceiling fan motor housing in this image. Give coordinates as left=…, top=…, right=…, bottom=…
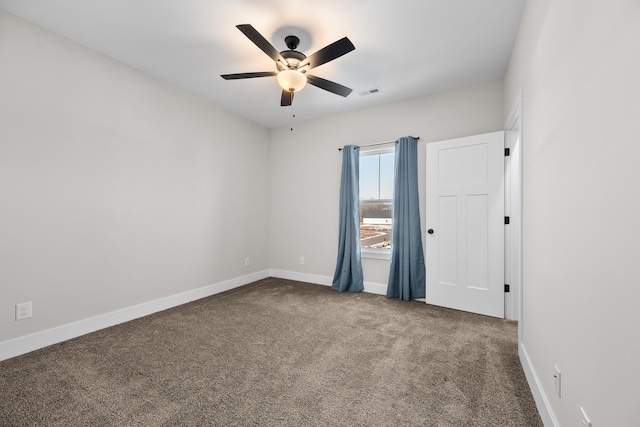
left=277, top=49, right=307, bottom=71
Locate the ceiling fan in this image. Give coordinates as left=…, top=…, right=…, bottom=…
left=221, top=24, right=355, bottom=107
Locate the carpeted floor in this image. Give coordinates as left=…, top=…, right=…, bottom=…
left=0, top=278, right=542, bottom=426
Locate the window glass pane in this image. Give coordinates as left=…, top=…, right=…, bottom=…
left=359, top=151, right=394, bottom=250
left=379, top=152, right=395, bottom=200
left=359, top=155, right=379, bottom=200
left=360, top=201, right=392, bottom=249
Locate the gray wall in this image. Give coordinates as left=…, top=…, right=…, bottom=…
left=0, top=11, right=270, bottom=343
left=269, top=81, right=504, bottom=288
left=504, top=0, right=640, bottom=425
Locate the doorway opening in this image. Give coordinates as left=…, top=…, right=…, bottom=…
left=505, top=89, right=523, bottom=331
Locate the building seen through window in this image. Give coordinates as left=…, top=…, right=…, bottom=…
left=359, top=151, right=394, bottom=250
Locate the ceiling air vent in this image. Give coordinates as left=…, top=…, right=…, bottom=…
left=358, top=87, right=381, bottom=96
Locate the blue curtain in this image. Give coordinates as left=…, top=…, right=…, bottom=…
left=387, top=136, right=426, bottom=300
left=332, top=145, right=364, bottom=293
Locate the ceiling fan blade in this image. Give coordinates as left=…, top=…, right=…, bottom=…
left=236, top=24, right=285, bottom=64
left=306, top=75, right=353, bottom=97
left=221, top=72, right=277, bottom=80
left=300, top=37, right=355, bottom=69
left=281, top=90, right=294, bottom=107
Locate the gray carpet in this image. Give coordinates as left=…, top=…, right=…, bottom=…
left=0, top=278, right=542, bottom=426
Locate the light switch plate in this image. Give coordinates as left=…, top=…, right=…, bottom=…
left=554, top=365, right=561, bottom=398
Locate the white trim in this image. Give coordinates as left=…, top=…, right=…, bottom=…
left=361, top=248, right=391, bottom=260
left=359, top=142, right=395, bottom=155
left=362, top=281, right=388, bottom=296
left=269, top=269, right=388, bottom=296
left=519, top=343, right=559, bottom=427
left=0, top=270, right=270, bottom=362
left=504, top=88, right=524, bottom=325
left=505, top=87, right=524, bottom=133
left=269, top=269, right=332, bottom=286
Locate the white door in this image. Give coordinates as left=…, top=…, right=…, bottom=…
left=425, top=132, right=504, bottom=318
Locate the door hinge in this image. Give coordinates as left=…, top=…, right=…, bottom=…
left=505, top=284, right=510, bottom=293
left=504, top=216, right=510, bottom=225
left=505, top=147, right=510, bottom=156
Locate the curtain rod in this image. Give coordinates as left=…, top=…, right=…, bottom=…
left=338, top=136, right=420, bottom=151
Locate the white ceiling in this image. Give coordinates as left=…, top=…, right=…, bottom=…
left=0, top=0, right=526, bottom=128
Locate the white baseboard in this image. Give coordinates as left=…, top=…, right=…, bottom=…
left=0, top=270, right=270, bottom=362
left=519, top=342, right=559, bottom=426
left=269, top=269, right=333, bottom=287
left=363, top=281, right=388, bottom=296
left=268, top=269, right=388, bottom=296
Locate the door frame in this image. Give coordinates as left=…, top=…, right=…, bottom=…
left=504, top=89, right=524, bottom=334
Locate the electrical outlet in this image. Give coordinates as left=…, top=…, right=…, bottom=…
left=299, top=256, right=305, bottom=265
left=244, top=258, right=250, bottom=267
left=554, top=365, right=561, bottom=398
left=580, top=406, right=591, bottom=427
left=16, top=302, right=32, bottom=320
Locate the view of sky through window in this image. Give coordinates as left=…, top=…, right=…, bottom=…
left=360, top=153, right=394, bottom=200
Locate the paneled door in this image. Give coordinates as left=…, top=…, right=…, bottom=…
left=425, top=132, right=504, bottom=318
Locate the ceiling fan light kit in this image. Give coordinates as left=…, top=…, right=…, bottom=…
left=221, top=24, right=355, bottom=107
left=277, top=69, right=307, bottom=92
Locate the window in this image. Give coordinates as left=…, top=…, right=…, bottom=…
left=359, top=146, right=394, bottom=258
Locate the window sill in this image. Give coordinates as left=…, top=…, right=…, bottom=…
left=362, top=249, right=391, bottom=261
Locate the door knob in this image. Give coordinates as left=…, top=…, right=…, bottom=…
left=427, top=229, right=434, bottom=234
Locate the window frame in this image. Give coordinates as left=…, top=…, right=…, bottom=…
left=359, top=143, right=395, bottom=260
